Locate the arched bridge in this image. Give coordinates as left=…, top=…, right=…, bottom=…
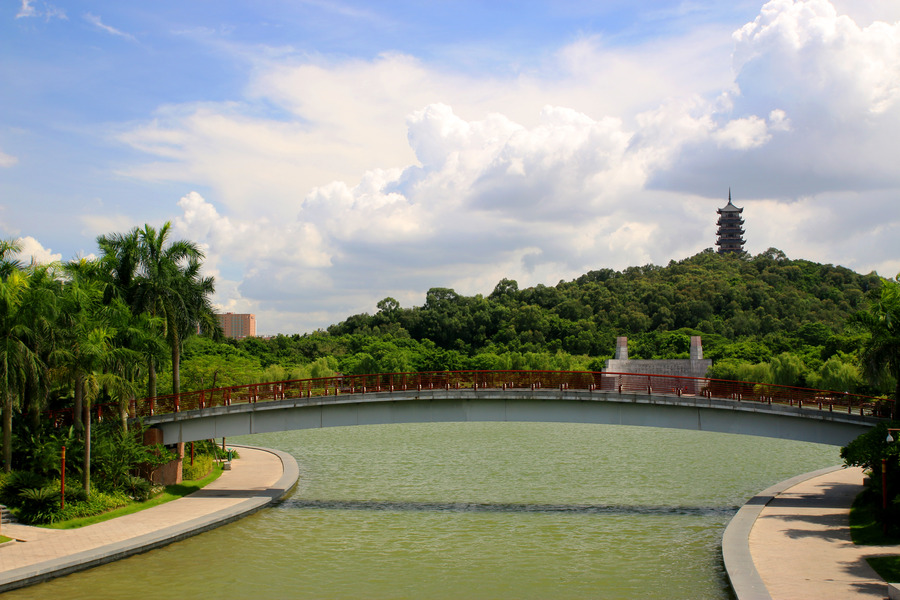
left=135, top=370, right=883, bottom=447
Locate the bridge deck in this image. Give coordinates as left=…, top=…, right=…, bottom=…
left=141, top=386, right=879, bottom=447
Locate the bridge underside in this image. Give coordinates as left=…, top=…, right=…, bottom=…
left=142, top=389, right=877, bottom=447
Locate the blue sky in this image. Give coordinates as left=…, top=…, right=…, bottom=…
left=3, top=0, right=900, bottom=334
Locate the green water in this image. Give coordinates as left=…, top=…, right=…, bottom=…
left=6, top=423, right=840, bottom=599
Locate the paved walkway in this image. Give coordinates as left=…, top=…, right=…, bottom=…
left=726, top=465, right=900, bottom=600
left=0, top=445, right=298, bottom=593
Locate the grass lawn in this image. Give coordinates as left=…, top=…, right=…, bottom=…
left=42, top=464, right=224, bottom=530
left=849, top=489, right=900, bottom=546
left=867, top=556, right=900, bottom=583
left=0, top=534, right=11, bottom=543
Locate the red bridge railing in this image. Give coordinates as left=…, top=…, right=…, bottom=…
left=127, top=370, right=886, bottom=420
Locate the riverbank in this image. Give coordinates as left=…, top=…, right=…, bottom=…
left=0, top=445, right=298, bottom=594
left=725, top=465, right=900, bottom=599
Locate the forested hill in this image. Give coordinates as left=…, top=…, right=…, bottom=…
left=328, top=248, right=879, bottom=361
left=179, top=248, right=883, bottom=396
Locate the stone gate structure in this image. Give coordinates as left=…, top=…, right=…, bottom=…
left=601, top=336, right=712, bottom=394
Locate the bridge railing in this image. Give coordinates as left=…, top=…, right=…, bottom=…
left=127, top=370, right=887, bottom=420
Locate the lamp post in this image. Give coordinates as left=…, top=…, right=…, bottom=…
left=883, top=429, right=900, bottom=534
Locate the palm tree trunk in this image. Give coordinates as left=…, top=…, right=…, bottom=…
left=121, top=394, right=132, bottom=432
left=2, top=393, right=11, bottom=473
left=148, top=357, right=157, bottom=399
left=83, top=397, right=91, bottom=497
left=74, top=372, right=84, bottom=434
left=172, top=337, right=180, bottom=397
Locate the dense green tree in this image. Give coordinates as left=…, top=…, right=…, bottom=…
left=857, top=277, right=900, bottom=419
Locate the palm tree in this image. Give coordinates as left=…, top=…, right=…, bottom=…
left=0, top=240, right=43, bottom=471
left=858, top=277, right=900, bottom=420
left=133, top=222, right=219, bottom=398
left=107, top=303, right=165, bottom=430
left=17, top=263, right=61, bottom=429
left=96, top=229, right=167, bottom=419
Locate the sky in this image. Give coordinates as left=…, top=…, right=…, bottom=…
left=3, top=0, right=900, bottom=335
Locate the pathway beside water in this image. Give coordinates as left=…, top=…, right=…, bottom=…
left=747, top=466, right=899, bottom=599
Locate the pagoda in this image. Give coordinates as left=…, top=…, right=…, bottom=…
left=716, top=189, right=745, bottom=255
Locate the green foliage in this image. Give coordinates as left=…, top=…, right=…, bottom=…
left=841, top=422, right=900, bottom=472
left=123, top=474, right=153, bottom=501
left=90, top=422, right=175, bottom=494
left=842, top=423, right=900, bottom=535
left=182, top=453, right=213, bottom=481
left=153, top=249, right=885, bottom=398
left=16, top=485, right=59, bottom=523
left=856, top=276, right=900, bottom=417
left=0, top=470, right=47, bottom=505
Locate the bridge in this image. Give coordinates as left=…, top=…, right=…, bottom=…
left=133, top=370, right=883, bottom=447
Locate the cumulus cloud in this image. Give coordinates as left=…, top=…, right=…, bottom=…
left=14, top=236, right=62, bottom=265
left=122, top=0, right=900, bottom=333
left=655, top=0, right=900, bottom=197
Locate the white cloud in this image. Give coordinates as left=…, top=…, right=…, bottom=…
left=733, top=0, right=900, bottom=115
left=116, top=0, right=900, bottom=333
left=15, top=236, right=62, bottom=265
left=84, top=13, right=135, bottom=41
left=16, top=0, right=66, bottom=20
left=15, top=0, right=35, bottom=18
left=712, top=115, right=770, bottom=149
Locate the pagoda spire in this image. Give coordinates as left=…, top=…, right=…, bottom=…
left=716, top=189, right=745, bottom=255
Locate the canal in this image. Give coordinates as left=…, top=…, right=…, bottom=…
left=5, top=422, right=840, bottom=599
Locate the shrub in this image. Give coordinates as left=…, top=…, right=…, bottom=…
left=192, top=439, right=238, bottom=461
left=51, top=490, right=130, bottom=523
left=17, top=485, right=59, bottom=523
left=124, top=475, right=153, bottom=502
left=16, top=480, right=130, bottom=524
left=182, top=453, right=213, bottom=481
left=0, top=471, right=48, bottom=505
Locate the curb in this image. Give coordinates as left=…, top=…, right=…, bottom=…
left=0, top=445, right=299, bottom=594
left=722, top=464, right=846, bottom=600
